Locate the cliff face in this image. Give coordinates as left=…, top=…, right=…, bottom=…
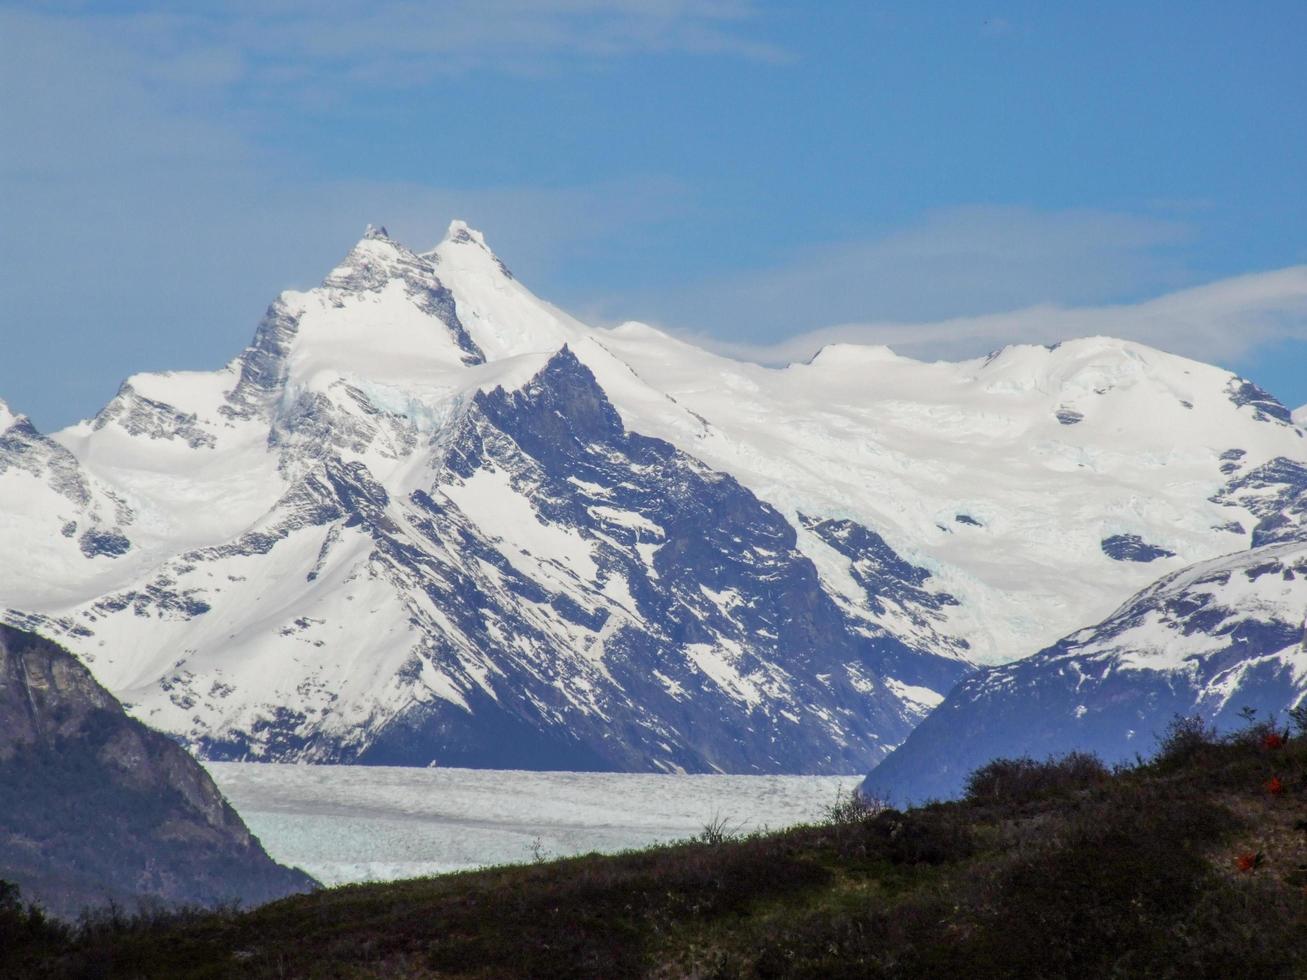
left=0, top=625, right=315, bottom=918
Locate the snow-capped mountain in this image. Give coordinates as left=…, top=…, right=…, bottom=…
left=863, top=523, right=1307, bottom=803
left=2, top=222, right=1304, bottom=773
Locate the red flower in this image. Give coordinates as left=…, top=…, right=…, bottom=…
left=1263, top=731, right=1287, bottom=750
left=1235, top=851, right=1263, bottom=872
left=1266, top=776, right=1285, bottom=796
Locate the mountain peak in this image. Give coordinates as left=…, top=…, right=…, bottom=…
left=362, top=223, right=390, bottom=241
left=430, top=219, right=514, bottom=282
left=0, top=397, right=25, bottom=434
left=444, top=219, right=487, bottom=247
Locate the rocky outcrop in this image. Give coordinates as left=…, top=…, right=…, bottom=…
left=0, top=625, right=315, bottom=919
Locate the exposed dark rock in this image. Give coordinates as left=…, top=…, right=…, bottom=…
left=1100, top=534, right=1175, bottom=563
left=92, top=383, right=216, bottom=449
left=1226, top=378, right=1293, bottom=424
left=1212, top=456, right=1307, bottom=547
left=78, top=528, right=131, bottom=559
left=0, top=625, right=315, bottom=919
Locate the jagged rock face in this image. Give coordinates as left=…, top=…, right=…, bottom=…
left=23, top=351, right=967, bottom=773
left=93, top=382, right=217, bottom=449
left=388, top=349, right=969, bottom=771
left=0, top=626, right=315, bottom=919
left=1227, top=377, right=1295, bottom=424
left=0, top=403, right=137, bottom=605
left=1213, top=456, right=1307, bottom=546
left=2, top=224, right=1306, bottom=775
left=863, top=537, right=1307, bottom=803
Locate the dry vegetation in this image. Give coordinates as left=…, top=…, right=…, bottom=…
left=4, top=714, right=1306, bottom=978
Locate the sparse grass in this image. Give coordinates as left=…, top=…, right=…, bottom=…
left=694, top=811, right=746, bottom=845
left=5, top=724, right=1307, bottom=978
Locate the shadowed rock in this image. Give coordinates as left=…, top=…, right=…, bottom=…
left=0, top=625, right=316, bottom=919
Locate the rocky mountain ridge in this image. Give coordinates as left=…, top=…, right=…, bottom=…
left=2, top=222, right=1305, bottom=774
left=864, top=527, right=1307, bottom=802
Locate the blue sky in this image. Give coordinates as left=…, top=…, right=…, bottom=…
left=2, top=1, right=1305, bottom=429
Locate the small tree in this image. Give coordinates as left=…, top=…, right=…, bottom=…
left=964, top=752, right=1109, bottom=805
left=1289, top=701, right=1307, bottom=738
left=0, top=879, right=65, bottom=952
left=1155, top=714, right=1215, bottom=766
left=823, top=787, right=886, bottom=825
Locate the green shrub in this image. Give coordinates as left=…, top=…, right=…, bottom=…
left=0, top=880, right=69, bottom=965
left=822, top=786, right=886, bottom=825
left=1154, top=713, right=1217, bottom=766
left=964, top=751, right=1109, bottom=805
left=1288, top=701, right=1307, bottom=738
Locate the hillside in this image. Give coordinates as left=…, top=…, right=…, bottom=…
left=0, top=625, right=315, bottom=919
left=5, top=719, right=1306, bottom=978
left=865, top=531, right=1307, bottom=804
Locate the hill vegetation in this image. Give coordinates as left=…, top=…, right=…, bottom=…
left=4, top=713, right=1306, bottom=978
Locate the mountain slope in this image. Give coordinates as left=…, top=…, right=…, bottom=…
left=864, top=533, right=1307, bottom=803
left=0, top=625, right=315, bottom=919
left=3, top=222, right=1305, bottom=773
left=15, top=349, right=966, bottom=772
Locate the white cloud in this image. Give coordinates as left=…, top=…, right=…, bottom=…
left=27, top=0, right=786, bottom=96
left=680, top=265, right=1307, bottom=368
left=610, top=205, right=1197, bottom=340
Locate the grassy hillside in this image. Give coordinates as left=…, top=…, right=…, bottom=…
left=4, top=716, right=1306, bottom=978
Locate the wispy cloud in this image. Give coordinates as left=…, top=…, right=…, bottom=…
left=678, top=265, right=1307, bottom=369
left=23, top=0, right=787, bottom=97
left=609, top=206, right=1198, bottom=341
left=0, top=4, right=704, bottom=428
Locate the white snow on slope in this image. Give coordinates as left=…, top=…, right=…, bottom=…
left=588, top=328, right=1305, bottom=661
left=1050, top=536, right=1307, bottom=696
left=427, top=220, right=586, bottom=360
left=2, top=220, right=1305, bottom=770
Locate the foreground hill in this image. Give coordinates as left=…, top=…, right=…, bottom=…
left=4, top=724, right=1305, bottom=977
left=3, top=221, right=1305, bottom=772
left=0, top=626, right=315, bottom=919
left=865, top=528, right=1307, bottom=804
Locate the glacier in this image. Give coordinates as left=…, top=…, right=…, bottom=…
left=206, top=762, right=853, bottom=886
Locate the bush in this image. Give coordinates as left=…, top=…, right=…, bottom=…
left=964, top=751, right=1109, bottom=806
left=1154, top=713, right=1217, bottom=766
left=0, top=880, right=68, bottom=963
left=866, top=808, right=975, bottom=866
left=1288, top=701, right=1307, bottom=738
left=822, top=787, right=886, bottom=825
